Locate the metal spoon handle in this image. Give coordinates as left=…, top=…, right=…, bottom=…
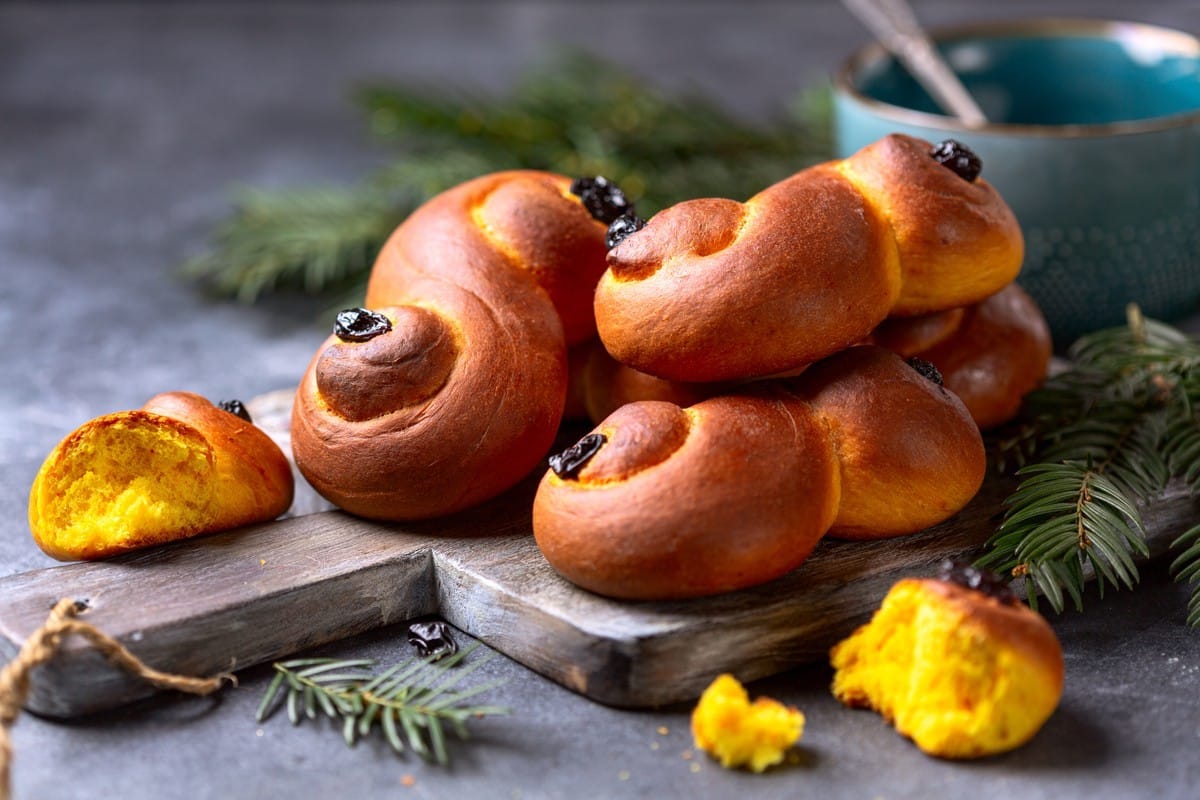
left=841, top=0, right=988, bottom=127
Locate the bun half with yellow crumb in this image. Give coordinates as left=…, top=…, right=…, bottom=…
left=830, top=561, right=1064, bottom=759
left=29, top=392, right=293, bottom=560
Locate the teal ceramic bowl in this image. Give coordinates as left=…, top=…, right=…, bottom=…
left=834, top=19, right=1200, bottom=344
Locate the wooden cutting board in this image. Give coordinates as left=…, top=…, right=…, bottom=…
left=1, top=392, right=1194, bottom=718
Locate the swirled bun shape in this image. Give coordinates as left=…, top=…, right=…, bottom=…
left=597, top=135, right=1023, bottom=382
left=292, top=171, right=614, bottom=520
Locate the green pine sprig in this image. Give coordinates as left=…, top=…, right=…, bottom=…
left=184, top=51, right=832, bottom=303
left=255, top=645, right=507, bottom=765
left=980, top=305, right=1200, bottom=624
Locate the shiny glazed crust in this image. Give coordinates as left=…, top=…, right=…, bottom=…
left=790, top=346, right=985, bottom=539
left=142, top=393, right=294, bottom=520
left=533, top=392, right=840, bottom=600
left=292, top=171, right=609, bottom=520
left=533, top=346, right=985, bottom=599
left=598, top=134, right=1023, bottom=382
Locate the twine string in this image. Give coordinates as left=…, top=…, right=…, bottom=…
left=0, top=598, right=235, bottom=800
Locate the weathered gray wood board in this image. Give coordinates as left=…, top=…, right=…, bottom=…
left=3, top=388, right=1197, bottom=717
left=2, top=472, right=1195, bottom=719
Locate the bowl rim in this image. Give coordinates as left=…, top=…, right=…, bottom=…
left=834, top=17, right=1200, bottom=138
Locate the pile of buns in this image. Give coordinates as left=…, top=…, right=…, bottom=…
left=289, top=133, right=1049, bottom=599
left=31, top=134, right=1051, bottom=605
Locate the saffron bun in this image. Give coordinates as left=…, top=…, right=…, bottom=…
left=831, top=567, right=1064, bottom=759
left=291, top=171, right=611, bottom=520
left=533, top=346, right=985, bottom=599
left=597, top=134, right=1023, bottom=383
left=28, top=392, right=293, bottom=561
left=569, top=339, right=722, bottom=424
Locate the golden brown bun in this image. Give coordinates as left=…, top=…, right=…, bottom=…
left=914, top=284, right=1052, bottom=430
left=29, top=392, right=293, bottom=561
left=292, top=290, right=564, bottom=519
left=533, top=346, right=985, bottom=599
left=533, top=392, right=840, bottom=600
left=598, top=166, right=899, bottom=382
left=598, top=134, right=1022, bottom=382
left=790, top=346, right=985, bottom=539
left=292, top=171, right=609, bottom=520
left=831, top=575, right=1064, bottom=758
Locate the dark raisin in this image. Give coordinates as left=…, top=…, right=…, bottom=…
left=549, top=432, right=607, bottom=480
left=570, top=176, right=633, bottom=225
left=334, top=308, right=392, bottom=342
left=907, top=357, right=944, bottom=386
left=937, top=559, right=1019, bottom=605
left=217, top=399, right=253, bottom=424
left=930, top=139, right=982, bottom=182
left=606, top=213, right=646, bottom=250
left=407, top=620, right=458, bottom=661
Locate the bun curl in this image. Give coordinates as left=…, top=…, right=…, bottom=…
left=597, top=134, right=1022, bottom=382
left=533, top=346, right=984, bottom=599
left=29, top=392, right=293, bottom=560
left=292, top=171, right=611, bottom=520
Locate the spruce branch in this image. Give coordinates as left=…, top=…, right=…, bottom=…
left=256, top=645, right=507, bottom=764
left=185, top=51, right=832, bottom=302
left=182, top=187, right=404, bottom=303
left=981, top=305, right=1200, bottom=624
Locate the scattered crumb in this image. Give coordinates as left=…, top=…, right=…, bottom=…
left=689, top=762, right=702, bottom=774
left=260, top=559, right=266, bottom=566
left=656, top=726, right=669, bottom=736
left=681, top=750, right=693, bottom=761
left=650, top=742, right=660, bottom=751
left=691, top=674, right=805, bottom=772
left=618, top=770, right=630, bottom=781
left=255, top=729, right=264, bottom=738
left=401, top=775, right=415, bottom=788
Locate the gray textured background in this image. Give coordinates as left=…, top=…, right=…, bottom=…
left=3, top=2, right=1200, bottom=798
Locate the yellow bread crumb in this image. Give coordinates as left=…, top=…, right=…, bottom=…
left=691, top=674, right=804, bottom=772
left=28, top=393, right=293, bottom=560
left=830, top=578, right=1064, bottom=759
left=29, top=412, right=216, bottom=559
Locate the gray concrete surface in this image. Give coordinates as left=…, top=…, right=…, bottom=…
left=3, top=2, right=1200, bottom=798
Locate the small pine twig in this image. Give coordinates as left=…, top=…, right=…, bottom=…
left=255, top=645, right=507, bottom=765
